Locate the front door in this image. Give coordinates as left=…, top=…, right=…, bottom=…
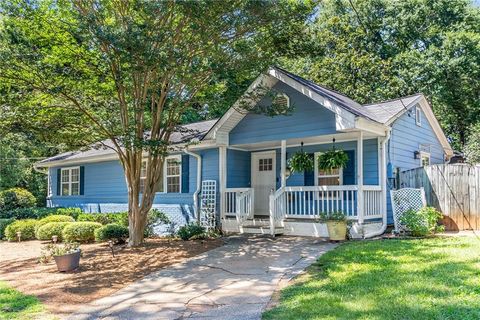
left=251, top=151, right=276, bottom=216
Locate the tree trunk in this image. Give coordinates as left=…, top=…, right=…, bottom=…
left=128, top=206, right=148, bottom=246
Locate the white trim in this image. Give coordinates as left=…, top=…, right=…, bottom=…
left=219, top=146, right=227, bottom=219
left=415, top=106, right=422, bottom=126
left=60, top=166, right=80, bottom=196
left=164, top=155, right=182, bottom=193
left=280, top=140, right=287, bottom=188
left=357, top=132, right=364, bottom=224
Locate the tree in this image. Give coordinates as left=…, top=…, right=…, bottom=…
left=465, top=123, right=480, bottom=164
left=0, top=0, right=314, bottom=246
left=281, top=0, right=480, bottom=151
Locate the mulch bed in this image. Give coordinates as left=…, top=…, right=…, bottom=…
left=0, top=238, right=223, bottom=316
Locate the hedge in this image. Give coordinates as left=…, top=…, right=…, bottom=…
left=62, top=222, right=102, bottom=242
left=4, top=219, right=38, bottom=241
left=0, top=218, right=14, bottom=239
left=35, top=215, right=75, bottom=238
left=0, top=188, right=36, bottom=212
left=94, top=224, right=129, bottom=243
left=0, top=207, right=82, bottom=220
left=77, top=212, right=128, bottom=226
left=36, top=222, right=73, bottom=241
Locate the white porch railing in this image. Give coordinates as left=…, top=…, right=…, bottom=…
left=269, top=185, right=383, bottom=221
left=269, top=187, right=286, bottom=235
left=223, top=188, right=254, bottom=223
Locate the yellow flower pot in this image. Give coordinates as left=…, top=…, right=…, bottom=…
left=326, top=220, right=347, bottom=241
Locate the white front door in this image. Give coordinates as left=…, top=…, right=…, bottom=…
left=251, top=151, right=277, bottom=216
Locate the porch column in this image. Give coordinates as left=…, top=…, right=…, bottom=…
left=380, top=136, right=388, bottom=218
left=281, top=140, right=287, bottom=188
left=219, top=146, right=227, bottom=220
left=357, top=131, right=364, bottom=224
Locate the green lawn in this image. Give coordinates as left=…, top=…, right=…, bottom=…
left=0, top=281, right=50, bottom=320
left=264, top=236, right=480, bottom=320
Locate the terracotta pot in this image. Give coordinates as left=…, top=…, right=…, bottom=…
left=53, top=250, right=81, bottom=272
left=326, top=220, right=347, bottom=241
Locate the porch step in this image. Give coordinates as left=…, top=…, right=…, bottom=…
left=241, top=218, right=270, bottom=227
left=241, top=225, right=284, bottom=235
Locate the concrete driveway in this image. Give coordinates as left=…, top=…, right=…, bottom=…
left=69, top=236, right=336, bottom=320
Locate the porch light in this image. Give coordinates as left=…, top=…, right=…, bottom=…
left=414, top=151, right=421, bottom=159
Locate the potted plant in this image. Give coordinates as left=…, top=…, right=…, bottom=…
left=319, top=211, right=347, bottom=241
left=40, top=242, right=81, bottom=272
left=317, top=148, right=349, bottom=173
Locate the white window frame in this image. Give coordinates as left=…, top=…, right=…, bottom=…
left=140, top=155, right=182, bottom=194
left=415, top=106, right=422, bottom=126
left=164, top=155, right=182, bottom=193
left=420, top=151, right=430, bottom=167
left=60, top=166, right=80, bottom=196
left=314, top=152, right=344, bottom=186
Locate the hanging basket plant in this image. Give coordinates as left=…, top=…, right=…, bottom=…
left=317, top=149, right=349, bottom=172
left=288, top=151, right=314, bottom=173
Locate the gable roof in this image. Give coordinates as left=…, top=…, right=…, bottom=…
left=36, top=119, right=217, bottom=166
left=36, top=67, right=453, bottom=167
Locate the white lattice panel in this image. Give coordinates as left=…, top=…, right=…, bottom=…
left=200, top=180, right=217, bottom=231
left=390, top=187, right=426, bottom=233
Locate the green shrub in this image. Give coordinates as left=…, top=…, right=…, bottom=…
left=177, top=223, right=205, bottom=241
left=400, top=206, right=443, bottom=236
left=4, top=219, right=37, bottom=241
left=35, top=215, right=75, bottom=236
left=36, top=222, right=73, bottom=241
left=0, top=218, right=14, bottom=239
left=94, top=224, right=129, bottom=243
left=0, top=207, right=57, bottom=220
left=0, top=188, right=36, bottom=212
left=319, top=211, right=347, bottom=222
left=56, top=207, right=82, bottom=220
left=62, top=222, right=102, bottom=242
left=145, top=209, right=170, bottom=237
left=77, top=212, right=128, bottom=226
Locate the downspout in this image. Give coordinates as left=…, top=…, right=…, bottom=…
left=184, top=147, right=202, bottom=221
left=364, top=129, right=391, bottom=238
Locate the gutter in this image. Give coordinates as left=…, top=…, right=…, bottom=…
left=184, top=147, right=202, bottom=221
left=363, top=129, right=391, bottom=238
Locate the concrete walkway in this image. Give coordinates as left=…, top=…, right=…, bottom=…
left=69, top=236, right=337, bottom=320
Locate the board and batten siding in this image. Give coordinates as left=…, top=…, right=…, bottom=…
left=229, top=81, right=337, bottom=145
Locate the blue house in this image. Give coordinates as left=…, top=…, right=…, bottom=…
left=35, top=67, right=453, bottom=238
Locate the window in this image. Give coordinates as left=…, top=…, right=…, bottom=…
left=165, top=156, right=181, bottom=193
left=420, top=152, right=430, bottom=167
left=415, top=106, right=422, bottom=126
left=314, top=152, right=343, bottom=186
left=258, top=158, right=273, bottom=171
left=61, top=167, right=80, bottom=196
left=140, top=156, right=182, bottom=193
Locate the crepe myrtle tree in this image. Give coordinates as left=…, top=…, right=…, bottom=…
left=0, top=0, right=311, bottom=246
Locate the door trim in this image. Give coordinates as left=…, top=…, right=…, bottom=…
left=251, top=150, right=277, bottom=215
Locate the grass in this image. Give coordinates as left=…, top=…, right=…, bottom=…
left=263, top=236, right=480, bottom=320
left=0, top=281, right=51, bottom=320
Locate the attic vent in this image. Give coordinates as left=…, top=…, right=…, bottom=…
left=273, top=93, right=290, bottom=109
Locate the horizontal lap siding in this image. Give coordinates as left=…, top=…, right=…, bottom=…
left=227, top=149, right=251, bottom=188
left=230, top=82, right=337, bottom=145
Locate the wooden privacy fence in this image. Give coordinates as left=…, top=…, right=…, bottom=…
left=400, top=164, right=480, bottom=231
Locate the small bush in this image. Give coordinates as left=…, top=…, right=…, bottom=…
left=0, top=188, right=36, bottom=211
left=62, top=222, right=102, bottom=242
left=177, top=223, right=205, bottom=241
left=145, top=209, right=170, bottom=237
left=56, top=207, right=82, bottom=220
left=77, top=212, right=129, bottom=225
left=4, top=219, right=37, bottom=241
left=319, top=211, right=347, bottom=222
left=36, top=222, right=73, bottom=241
left=0, top=218, right=14, bottom=239
left=35, top=215, right=75, bottom=236
left=0, top=207, right=58, bottom=220
left=400, top=206, right=443, bottom=236
left=94, top=224, right=129, bottom=243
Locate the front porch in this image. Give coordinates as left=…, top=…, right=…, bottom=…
left=218, top=131, right=388, bottom=238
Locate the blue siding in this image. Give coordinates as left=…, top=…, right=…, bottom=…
left=230, top=82, right=337, bottom=145
left=386, top=106, right=447, bottom=223
left=227, top=149, right=251, bottom=188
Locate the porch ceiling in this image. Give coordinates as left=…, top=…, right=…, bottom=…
left=230, top=131, right=380, bottom=151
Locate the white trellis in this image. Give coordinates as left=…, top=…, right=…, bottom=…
left=200, top=180, right=217, bottom=231
left=390, top=187, right=426, bottom=233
